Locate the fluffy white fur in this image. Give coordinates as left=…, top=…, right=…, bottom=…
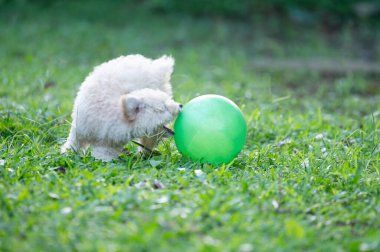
left=61, top=54, right=181, bottom=161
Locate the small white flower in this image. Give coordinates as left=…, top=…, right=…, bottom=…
left=156, top=195, right=169, bottom=204
left=48, top=192, right=59, bottom=199
left=271, top=199, right=279, bottom=209
left=170, top=208, right=191, bottom=218
left=203, top=236, right=220, bottom=246
left=275, top=138, right=292, bottom=147
left=239, top=244, right=253, bottom=252
left=60, top=207, right=72, bottom=215
left=94, top=206, right=113, bottom=212
left=315, top=133, right=324, bottom=140
left=43, top=93, right=52, bottom=102
left=301, top=158, right=310, bottom=169
left=0, top=159, right=5, bottom=166
left=194, top=169, right=204, bottom=177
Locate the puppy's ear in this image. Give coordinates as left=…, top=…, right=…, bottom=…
left=121, top=95, right=141, bottom=121
left=152, top=55, right=175, bottom=83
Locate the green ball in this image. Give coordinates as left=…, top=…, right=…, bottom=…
left=174, top=95, right=247, bottom=164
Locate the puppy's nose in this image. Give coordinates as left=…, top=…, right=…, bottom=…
left=179, top=104, right=183, bottom=109
left=166, top=101, right=181, bottom=116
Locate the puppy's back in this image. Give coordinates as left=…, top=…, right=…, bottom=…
left=84, top=54, right=174, bottom=95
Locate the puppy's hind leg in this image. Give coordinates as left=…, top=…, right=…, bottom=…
left=61, top=125, right=79, bottom=153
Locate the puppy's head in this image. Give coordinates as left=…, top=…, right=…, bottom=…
left=120, top=88, right=181, bottom=135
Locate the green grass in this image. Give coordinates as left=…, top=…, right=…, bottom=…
left=1, top=2, right=380, bottom=251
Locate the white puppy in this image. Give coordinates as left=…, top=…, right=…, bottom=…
left=61, top=54, right=181, bottom=161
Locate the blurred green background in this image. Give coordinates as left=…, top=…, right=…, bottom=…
left=1, top=0, right=379, bottom=104
left=2, top=0, right=380, bottom=23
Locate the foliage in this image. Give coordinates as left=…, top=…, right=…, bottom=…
left=2, top=0, right=380, bottom=24
left=142, top=0, right=380, bottom=24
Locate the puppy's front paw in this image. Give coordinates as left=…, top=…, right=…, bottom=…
left=91, top=145, right=121, bottom=162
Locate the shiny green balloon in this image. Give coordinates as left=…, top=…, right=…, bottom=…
left=174, top=95, right=247, bottom=164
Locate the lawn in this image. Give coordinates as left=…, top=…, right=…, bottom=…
left=0, top=1, right=379, bottom=251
